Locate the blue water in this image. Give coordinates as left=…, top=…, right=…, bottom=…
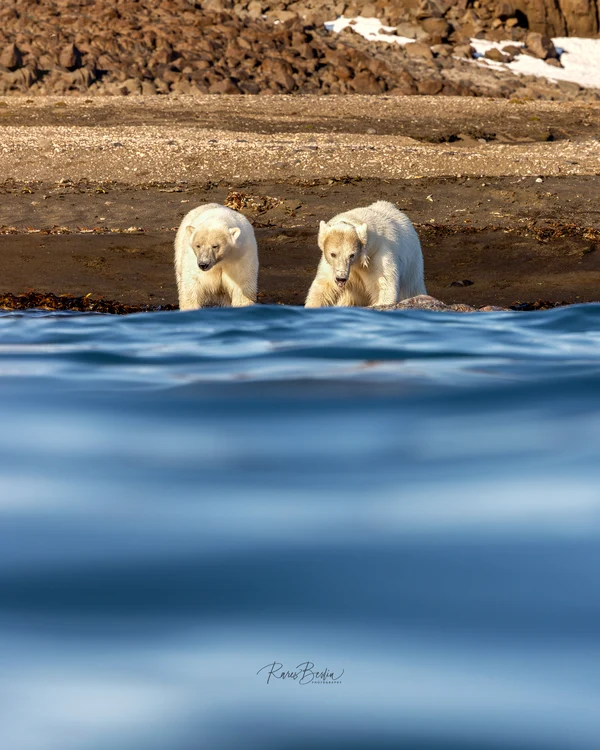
left=1, top=304, right=600, bottom=750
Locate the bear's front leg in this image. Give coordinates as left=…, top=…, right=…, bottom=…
left=178, top=282, right=205, bottom=311
left=373, top=274, right=399, bottom=307
left=305, top=276, right=338, bottom=308
left=222, top=271, right=256, bottom=308
left=231, top=288, right=256, bottom=307
left=335, top=287, right=358, bottom=307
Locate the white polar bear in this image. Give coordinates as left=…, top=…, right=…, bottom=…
left=305, top=200, right=426, bottom=308
left=174, top=203, right=258, bottom=309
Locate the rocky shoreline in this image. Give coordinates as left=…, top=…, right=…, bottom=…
left=0, top=0, right=596, bottom=101
left=0, top=291, right=569, bottom=314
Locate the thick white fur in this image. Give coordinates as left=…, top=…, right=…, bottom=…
left=174, top=203, right=258, bottom=309
left=305, top=200, right=426, bottom=308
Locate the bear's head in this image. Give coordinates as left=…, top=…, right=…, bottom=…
left=186, top=223, right=241, bottom=272
left=318, top=220, right=368, bottom=288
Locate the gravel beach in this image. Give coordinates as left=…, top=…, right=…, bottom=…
left=1, top=95, right=599, bottom=309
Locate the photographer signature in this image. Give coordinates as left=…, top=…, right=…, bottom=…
left=257, top=661, right=344, bottom=685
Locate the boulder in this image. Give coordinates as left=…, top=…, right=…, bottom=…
left=525, top=31, right=558, bottom=60
left=405, top=42, right=434, bottom=60
left=417, top=77, right=443, bottom=94
left=421, top=17, right=451, bottom=38
left=58, top=44, right=82, bottom=71
left=261, top=58, right=296, bottom=91
left=495, top=1, right=516, bottom=19
left=0, top=43, right=22, bottom=71
left=350, top=70, right=384, bottom=94
left=453, top=43, right=475, bottom=58
left=501, top=44, right=522, bottom=56
left=485, top=47, right=511, bottom=62
left=557, top=79, right=581, bottom=94
left=208, top=77, right=241, bottom=93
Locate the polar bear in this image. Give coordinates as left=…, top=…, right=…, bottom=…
left=305, top=201, right=426, bottom=308
left=174, top=203, right=258, bottom=309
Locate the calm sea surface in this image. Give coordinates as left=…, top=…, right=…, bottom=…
left=1, top=305, right=600, bottom=750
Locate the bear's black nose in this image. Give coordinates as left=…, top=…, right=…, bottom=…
left=198, top=263, right=210, bottom=271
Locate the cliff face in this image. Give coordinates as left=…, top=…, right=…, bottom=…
left=514, top=0, right=600, bottom=36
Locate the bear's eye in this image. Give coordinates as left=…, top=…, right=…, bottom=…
left=349, top=253, right=355, bottom=259
left=212, top=244, right=219, bottom=250
left=330, top=252, right=337, bottom=258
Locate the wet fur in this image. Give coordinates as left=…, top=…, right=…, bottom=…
left=305, top=200, right=426, bottom=308
left=174, top=203, right=258, bottom=310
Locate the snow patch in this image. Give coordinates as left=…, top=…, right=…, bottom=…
left=324, top=16, right=414, bottom=46
left=325, top=16, right=600, bottom=91
left=470, top=37, right=600, bottom=90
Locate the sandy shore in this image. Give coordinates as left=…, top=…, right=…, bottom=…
left=1, top=96, right=599, bottom=309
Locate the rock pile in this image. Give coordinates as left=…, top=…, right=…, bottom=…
left=0, top=0, right=594, bottom=99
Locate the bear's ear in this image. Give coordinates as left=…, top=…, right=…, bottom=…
left=230, top=227, right=241, bottom=244
left=356, top=223, right=368, bottom=245
left=185, top=225, right=194, bottom=239
left=318, top=220, right=328, bottom=246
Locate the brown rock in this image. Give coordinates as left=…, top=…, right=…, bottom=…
left=525, top=31, right=558, bottom=60
left=0, top=43, right=22, bottom=71
left=269, top=9, right=298, bottom=25
left=501, top=44, right=522, bottom=56
left=208, top=77, right=241, bottom=94
left=350, top=70, right=384, bottom=94
left=261, top=58, right=296, bottom=92
left=390, top=70, right=418, bottom=94
left=485, top=47, right=511, bottom=62
left=405, top=42, right=434, bottom=60
left=495, top=1, right=516, bottom=19
left=417, top=77, right=443, bottom=95
left=122, top=77, right=142, bottom=95
left=396, top=22, right=419, bottom=39
left=453, top=43, right=475, bottom=59
left=431, top=43, right=452, bottom=57
left=141, top=81, right=157, bottom=95
left=416, top=0, right=445, bottom=19
left=58, top=44, right=82, bottom=71
left=557, top=79, right=581, bottom=94
left=421, top=18, right=451, bottom=38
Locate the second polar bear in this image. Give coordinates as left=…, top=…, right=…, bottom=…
left=305, top=201, right=426, bottom=308
left=174, top=203, right=258, bottom=309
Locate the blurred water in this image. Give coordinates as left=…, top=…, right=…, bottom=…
left=1, top=304, right=600, bottom=750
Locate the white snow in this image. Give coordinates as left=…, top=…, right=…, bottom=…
left=470, top=37, right=600, bottom=90
left=325, top=16, right=600, bottom=91
left=324, top=16, right=415, bottom=46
